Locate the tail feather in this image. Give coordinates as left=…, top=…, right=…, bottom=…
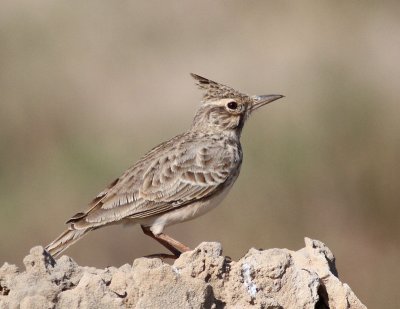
left=46, top=228, right=91, bottom=257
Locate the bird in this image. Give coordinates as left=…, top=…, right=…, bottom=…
left=46, top=73, right=283, bottom=259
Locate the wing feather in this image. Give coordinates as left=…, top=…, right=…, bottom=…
left=67, top=133, right=241, bottom=228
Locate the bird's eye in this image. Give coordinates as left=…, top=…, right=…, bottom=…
left=227, top=101, right=238, bottom=110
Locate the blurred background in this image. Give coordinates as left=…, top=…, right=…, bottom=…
left=1, top=1, right=399, bottom=307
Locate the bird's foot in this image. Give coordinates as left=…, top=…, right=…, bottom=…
left=144, top=253, right=179, bottom=260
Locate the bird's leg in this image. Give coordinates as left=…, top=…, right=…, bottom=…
left=141, top=226, right=191, bottom=259
left=141, top=226, right=181, bottom=256
left=156, top=233, right=191, bottom=253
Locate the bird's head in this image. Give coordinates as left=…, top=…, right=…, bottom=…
left=190, top=73, right=283, bottom=136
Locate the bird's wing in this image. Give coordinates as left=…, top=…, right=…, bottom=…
left=68, top=135, right=240, bottom=229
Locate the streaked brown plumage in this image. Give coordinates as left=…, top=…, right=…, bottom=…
left=46, top=73, right=283, bottom=258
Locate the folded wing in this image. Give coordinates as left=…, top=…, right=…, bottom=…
left=67, top=135, right=238, bottom=229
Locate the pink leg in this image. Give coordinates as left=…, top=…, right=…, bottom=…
left=141, top=226, right=191, bottom=259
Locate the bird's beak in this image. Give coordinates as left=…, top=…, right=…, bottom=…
left=250, top=94, right=284, bottom=112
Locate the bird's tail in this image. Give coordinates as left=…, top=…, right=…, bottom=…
left=45, top=228, right=91, bottom=257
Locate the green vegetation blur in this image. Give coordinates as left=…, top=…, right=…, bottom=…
left=1, top=1, right=399, bottom=307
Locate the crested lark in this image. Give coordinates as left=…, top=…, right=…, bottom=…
left=46, top=73, right=283, bottom=258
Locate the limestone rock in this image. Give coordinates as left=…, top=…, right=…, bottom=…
left=0, top=238, right=366, bottom=308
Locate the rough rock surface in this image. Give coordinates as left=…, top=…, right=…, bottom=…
left=0, top=238, right=366, bottom=308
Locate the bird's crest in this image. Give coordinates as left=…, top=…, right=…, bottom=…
left=190, top=73, right=246, bottom=101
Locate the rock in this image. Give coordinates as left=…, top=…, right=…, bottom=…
left=0, top=238, right=366, bottom=309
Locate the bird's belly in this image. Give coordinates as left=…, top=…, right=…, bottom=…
left=144, top=187, right=232, bottom=235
